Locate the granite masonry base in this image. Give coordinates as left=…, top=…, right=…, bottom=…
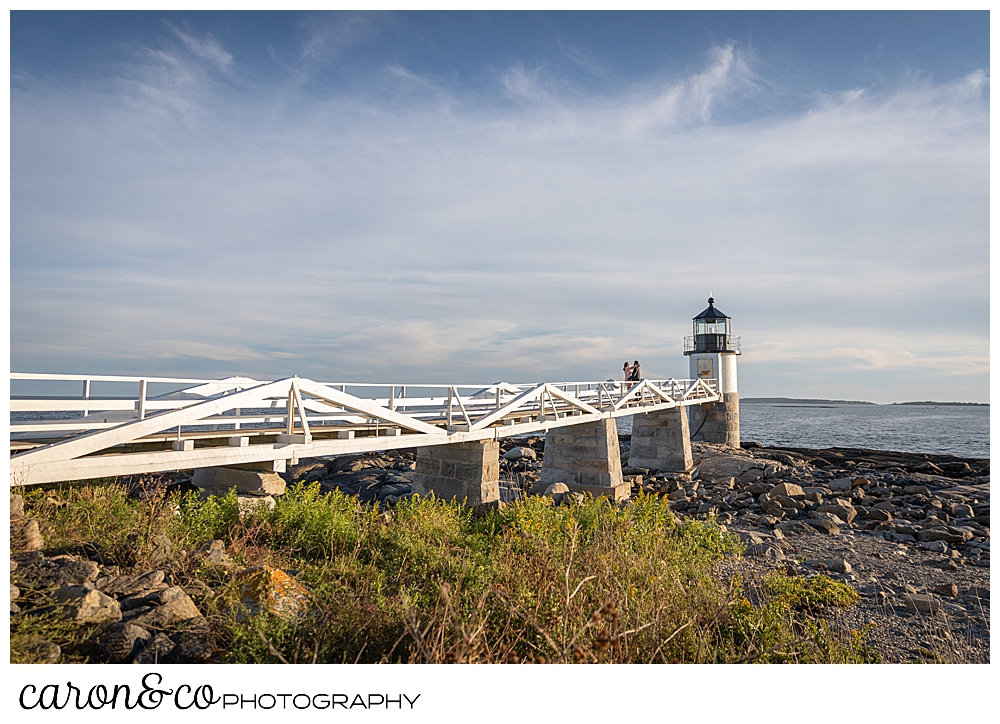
left=628, top=406, right=694, bottom=472
left=411, top=440, right=500, bottom=505
left=538, top=418, right=630, bottom=502
left=691, top=392, right=740, bottom=447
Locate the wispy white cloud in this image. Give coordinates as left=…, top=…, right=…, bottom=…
left=10, top=41, right=989, bottom=401
left=500, top=61, right=554, bottom=103
left=165, top=22, right=233, bottom=75
left=626, top=41, right=760, bottom=129
left=557, top=40, right=614, bottom=80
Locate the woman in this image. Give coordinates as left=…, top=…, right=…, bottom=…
left=630, top=360, right=641, bottom=381
left=623, top=361, right=633, bottom=386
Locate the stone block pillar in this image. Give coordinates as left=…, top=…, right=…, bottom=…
left=691, top=392, right=740, bottom=447
left=628, top=406, right=693, bottom=472
left=412, top=440, right=500, bottom=505
left=538, top=418, right=629, bottom=502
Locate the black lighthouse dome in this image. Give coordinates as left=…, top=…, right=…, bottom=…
left=684, top=297, right=741, bottom=355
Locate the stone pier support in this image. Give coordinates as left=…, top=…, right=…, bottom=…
left=538, top=419, right=629, bottom=501
left=412, top=440, right=500, bottom=505
left=628, top=406, right=693, bottom=472
left=691, top=392, right=740, bottom=447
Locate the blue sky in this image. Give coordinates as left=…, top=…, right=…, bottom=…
left=9, top=11, right=990, bottom=402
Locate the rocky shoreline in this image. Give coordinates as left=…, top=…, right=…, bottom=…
left=10, top=436, right=989, bottom=663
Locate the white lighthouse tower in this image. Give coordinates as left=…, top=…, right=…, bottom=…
left=684, top=296, right=741, bottom=446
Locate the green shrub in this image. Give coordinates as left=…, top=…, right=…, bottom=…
left=764, top=571, right=861, bottom=609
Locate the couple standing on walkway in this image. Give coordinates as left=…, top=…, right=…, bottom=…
left=623, top=360, right=641, bottom=384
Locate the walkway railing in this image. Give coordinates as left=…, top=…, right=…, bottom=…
left=10, top=373, right=720, bottom=485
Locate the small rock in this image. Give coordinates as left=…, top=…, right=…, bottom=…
left=232, top=566, right=309, bottom=621
left=902, top=593, right=941, bottom=614
left=503, top=447, right=536, bottom=462
left=147, top=534, right=175, bottom=565
left=829, top=478, right=852, bottom=493
left=776, top=520, right=817, bottom=535
left=19, top=638, right=61, bottom=664
left=825, top=559, right=853, bottom=573
left=132, top=633, right=175, bottom=664
left=101, top=570, right=167, bottom=597
left=53, top=584, right=122, bottom=624
left=932, top=583, right=958, bottom=598
left=11, top=494, right=25, bottom=519
left=917, top=528, right=972, bottom=544
left=11, top=583, right=20, bottom=602
left=746, top=543, right=784, bottom=561
left=22, top=519, right=45, bottom=551
left=237, top=494, right=277, bottom=516
left=919, top=540, right=948, bottom=554
left=127, top=587, right=203, bottom=629
left=190, top=540, right=228, bottom=566
left=92, top=621, right=152, bottom=663
left=817, top=504, right=857, bottom=525
left=543, top=483, right=570, bottom=497
left=965, top=586, right=990, bottom=602
left=168, top=623, right=215, bottom=663
left=806, top=519, right=840, bottom=535
left=950, top=503, right=975, bottom=518
left=769, top=482, right=804, bottom=498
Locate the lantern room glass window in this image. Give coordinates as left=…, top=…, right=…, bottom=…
left=695, top=318, right=730, bottom=336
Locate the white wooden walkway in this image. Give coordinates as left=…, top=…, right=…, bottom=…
left=9, top=373, right=720, bottom=486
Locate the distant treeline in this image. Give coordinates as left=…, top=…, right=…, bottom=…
left=891, top=401, right=989, bottom=407
left=742, top=397, right=988, bottom=407
left=742, top=397, right=874, bottom=405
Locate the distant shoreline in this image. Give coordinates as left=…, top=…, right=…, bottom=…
left=742, top=397, right=988, bottom=407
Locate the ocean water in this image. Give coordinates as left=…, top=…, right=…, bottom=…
left=618, top=404, right=990, bottom=459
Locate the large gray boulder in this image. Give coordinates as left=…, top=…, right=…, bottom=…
left=12, top=553, right=99, bottom=589
left=696, top=455, right=761, bottom=480
left=193, top=467, right=286, bottom=496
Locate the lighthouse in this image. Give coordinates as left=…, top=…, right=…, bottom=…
left=684, top=297, right=741, bottom=446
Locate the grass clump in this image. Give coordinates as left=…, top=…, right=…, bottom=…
left=12, top=484, right=877, bottom=664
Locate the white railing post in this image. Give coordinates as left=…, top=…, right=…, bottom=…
left=81, top=379, right=91, bottom=418
left=137, top=380, right=147, bottom=420
left=447, top=387, right=453, bottom=430
left=389, top=385, right=395, bottom=411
